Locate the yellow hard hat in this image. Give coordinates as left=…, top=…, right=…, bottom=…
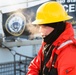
left=32, top=1, right=73, bottom=25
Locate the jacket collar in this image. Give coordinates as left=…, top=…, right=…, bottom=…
left=53, top=22, right=74, bottom=47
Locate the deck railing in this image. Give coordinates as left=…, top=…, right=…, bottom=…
left=0, top=53, right=33, bottom=75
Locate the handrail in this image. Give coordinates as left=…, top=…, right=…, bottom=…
left=2, top=39, right=42, bottom=47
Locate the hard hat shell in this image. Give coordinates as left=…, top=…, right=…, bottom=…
left=32, top=1, right=73, bottom=25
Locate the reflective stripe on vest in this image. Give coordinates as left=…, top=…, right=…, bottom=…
left=58, top=40, right=73, bottom=50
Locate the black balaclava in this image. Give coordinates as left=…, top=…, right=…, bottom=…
left=43, top=21, right=65, bottom=45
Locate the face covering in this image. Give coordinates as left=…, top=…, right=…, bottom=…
left=43, top=21, right=65, bottom=45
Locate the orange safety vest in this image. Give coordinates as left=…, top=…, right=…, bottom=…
left=27, top=22, right=76, bottom=75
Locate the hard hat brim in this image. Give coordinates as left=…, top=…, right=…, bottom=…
left=32, top=16, right=73, bottom=25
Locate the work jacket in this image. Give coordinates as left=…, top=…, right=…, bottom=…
left=27, top=22, right=76, bottom=75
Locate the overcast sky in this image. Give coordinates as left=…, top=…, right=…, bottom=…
left=0, top=0, right=49, bottom=13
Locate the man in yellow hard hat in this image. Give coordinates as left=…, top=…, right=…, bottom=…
left=27, top=1, right=76, bottom=75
